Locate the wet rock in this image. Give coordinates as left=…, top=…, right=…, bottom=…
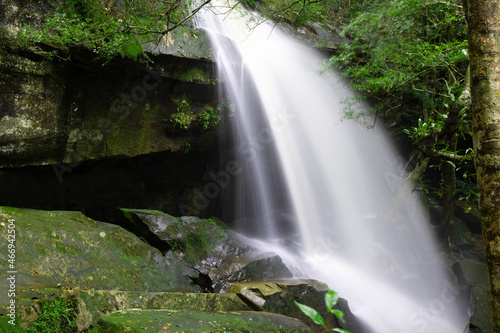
left=226, top=279, right=364, bottom=332
left=143, top=28, right=213, bottom=61
left=115, top=209, right=293, bottom=290
left=212, top=252, right=293, bottom=292
left=0, top=207, right=194, bottom=312
left=278, top=21, right=348, bottom=55
left=454, top=259, right=494, bottom=333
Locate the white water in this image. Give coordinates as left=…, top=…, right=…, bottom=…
left=195, top=1, right=470, bottom=332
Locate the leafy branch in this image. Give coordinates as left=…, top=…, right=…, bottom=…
left=294, top=290, right=352, bottom=333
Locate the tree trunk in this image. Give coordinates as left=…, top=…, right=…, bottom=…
left=467, top=0, right=500, bottom=329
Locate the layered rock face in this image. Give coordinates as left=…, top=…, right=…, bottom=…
left=0, top=1, right=217, bottom=168
left=0, top=0, right=221, bottom=218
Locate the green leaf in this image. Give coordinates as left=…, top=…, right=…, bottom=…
left=325, top=290, right=339, bottom=311
left=294, top=301, right=326, bottom=328
left=331, top=309, right=345, bottom=323
left=445, top=160, right=456, bottom=168
left=332, top=329, right=352, bottom=333
left=458, top=107, right=467, bottom=117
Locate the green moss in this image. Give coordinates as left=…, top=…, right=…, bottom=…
left=27, top=297, right=78, bottom=333
left=120, top=36, right=144, bottom=60
left=0, top=206, right=190, bottom=292
left=0, top=316, right=24, bottom=332
left=98, top=309, right=310, bottom=332
left=88, top=319, right=139, bottom=333
left=54, top=241, right=82, bottom=256
left=183, top=67, right=209, bottom=83
left=35, top=243, right=47, bottom=255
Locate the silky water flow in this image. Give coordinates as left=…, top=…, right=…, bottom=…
left=195, top=1, right=471, bottom=332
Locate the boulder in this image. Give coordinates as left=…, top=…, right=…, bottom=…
left=226, top=279, right=364, bottom=332
left=0, top=207, right=195, bottom=312
left=98, top=308, right=311, bottom=332
left=15, top=287, right=312, bottom=331
left=115, top=209, right=293, bottom=291
left=454, top=259, right=494, bottom=333
left=278, top=21, right=348, bottom=55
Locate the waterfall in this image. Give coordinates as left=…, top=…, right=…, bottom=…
left=195, top=1, right=470, bottom=332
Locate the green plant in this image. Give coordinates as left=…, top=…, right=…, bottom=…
left=169, top=97, right=195, bottom=130
left=198, top=107, right=220, bottom=130
left=328, top=0, right=467, bottom=121
left=27, top=297, right=78, bottom=333
left=20, top=0, right=213, bottom=63
left=294, top=290, right=351, bottom=333
left=328, top=0, right=475, bottom=218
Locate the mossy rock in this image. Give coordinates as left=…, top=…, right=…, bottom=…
left=13, top=288, right=255, bottom=331
left=67, top=289, right=253, bottom=314
left=0, top=207, right=194, bottom=313
left=1, top=23, right=216, bottom=169
left=142, top=28, right=214, bottom=62
left=115, top=209, right=233, bottom=265
left=115, top=209, right=293, bottom=289
left=94, top=309, right=311, bottom=333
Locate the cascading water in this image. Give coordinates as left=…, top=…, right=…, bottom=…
left=195, top=1, right=470, bottom=332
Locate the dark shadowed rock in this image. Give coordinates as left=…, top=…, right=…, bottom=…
left=0, top=1, right=217, bottom=169
left=115, top=209, right=293, bottom=291
left=225, top=279, right=365, bottom=332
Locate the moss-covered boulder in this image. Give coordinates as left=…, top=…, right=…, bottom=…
left=115, top=209, right=293, bottom=291
left=0, top=207, right=194, bottom=313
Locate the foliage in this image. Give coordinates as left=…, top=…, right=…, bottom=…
left=294, top=290, right=351, bottom=332
left=169, top=96, right=195, bottom=130
left=198, top=107, right=221, bottom=130
left=328, top=0, right=474, bottom=206
left=21, top=0, right=211, bottom=63
left=27, top=297, right=78, bottom=333
left=183, top=142, right=192, bottom=153
left=329, top=0, right=467, bottom=112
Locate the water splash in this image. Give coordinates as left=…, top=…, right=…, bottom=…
left=195, top=1, right=470, bottom=332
